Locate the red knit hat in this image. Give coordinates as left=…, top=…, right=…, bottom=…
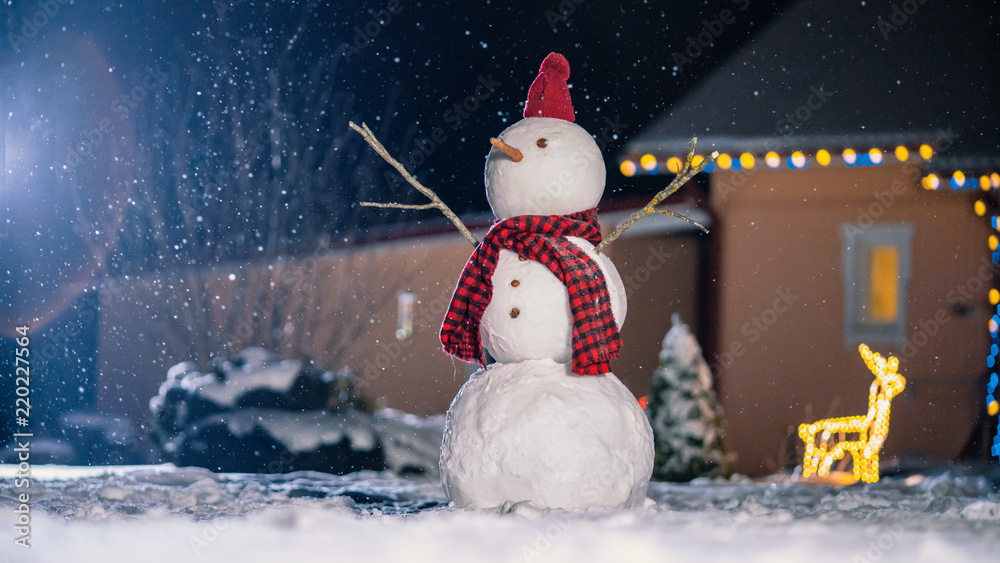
left=523, top=52, right=575, bottom=122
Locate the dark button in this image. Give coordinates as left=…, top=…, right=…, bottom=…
left=511, top=280, right=520, bottom=287
left=510, top=308, right=520, bottom=318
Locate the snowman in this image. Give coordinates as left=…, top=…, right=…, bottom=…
left=438, top=53, right=654, bottom=511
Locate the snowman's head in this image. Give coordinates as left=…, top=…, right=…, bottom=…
left=484, top=53, right=605, bottom=220
left=485, top=117, right=605, bottom=220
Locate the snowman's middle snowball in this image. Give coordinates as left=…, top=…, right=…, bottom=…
left=479, top=236, right=626, bottom=365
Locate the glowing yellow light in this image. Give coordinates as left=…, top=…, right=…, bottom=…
left=922, top=174, right=940, bottom=190
left=691, top=155, right=705, bottom=168
left=717, top=153, right=732, bottom=170
left=799, top=344, right=905, bottom=484
left=842, top=148, right=857, bottom=165
left=740, top=153, right=755, bottom=170
left=816, top=149, right=831, bottom=166
left=981, top=176, right=991, bottom=191
left=869, top=246, right=899, bottom=321
left=869, top=148, right=883, bottom=165
left=894, top=146, right=909, bottom=162
left=990, top=235, right=998, bottom=251
left=990, top=289, right=999, bottom=305
left=791, top=151, right=807, bottom=168
left=620, top=160, right=637, bottom=177
left=975, top=200, right=987, bottom=216
left=953, top=170, right=966, bottom=187
left=640, top=154, right=657, bottom=171
left=919, top=144, right=933, bottom=160
left=990, top=317, right=999, bottom=334
left=667, top=157, right=683, bottom=174
left=992, top=173, right=1000, bottom=188
left=765, top=151, right=780, bottom=169
left=989, top=400, right=999, bottom=417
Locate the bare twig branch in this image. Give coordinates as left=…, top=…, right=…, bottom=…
left=655, top=209, right=710, bottom=234
left=349, top=120, right=480, bottom=247
left=595, top=137, right=718, bottom=254
left=360, top=201, right=437, bottom=211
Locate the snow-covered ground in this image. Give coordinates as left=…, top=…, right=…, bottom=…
left=1, top=463, right=998, bottom=563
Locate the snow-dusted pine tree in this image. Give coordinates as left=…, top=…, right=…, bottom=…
left=646, top=314, right=732, bottom=481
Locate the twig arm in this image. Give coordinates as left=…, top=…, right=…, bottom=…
left=360, top=201, right=437, bottom=211
left=655, top=209, right=709, bottom=233
left=595, top=137, right=717, bottom=254
left=349, top=121, right=479, bottom=246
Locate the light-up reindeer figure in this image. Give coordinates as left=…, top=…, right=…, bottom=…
left=799, top=344, right=906, bottom=483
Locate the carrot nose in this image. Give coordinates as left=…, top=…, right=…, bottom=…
left=490, top=137, right=523, bottom=163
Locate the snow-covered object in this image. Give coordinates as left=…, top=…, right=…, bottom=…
left=150, top=348, right=336, bottom=439
left=646, top=314, right=731, bottom=482
left=485, top=117, right=605, bottom=220
left=165, top=408, right=385, bottom=474
left=479, top=235, right=626, bottom=364
left=440, top=53, right=652, bottom=510
left=372, top=409, right=446, bottom=477
left=149, top=348, right=386, bottom=475
left=236, top=409, right=378, bottom=453
left=440, top=359, right=653, bottom=510
left=194, top=360, right=303, bottom=408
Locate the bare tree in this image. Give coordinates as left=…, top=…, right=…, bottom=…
left=109, top=4, right=414, bottom=370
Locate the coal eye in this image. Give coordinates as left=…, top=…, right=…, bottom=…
left=536, top=138, right=548, bottom=148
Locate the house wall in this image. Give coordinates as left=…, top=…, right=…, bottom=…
left=606, top=232, right=703, bottom=395
left=709, top=163, right=990, bottom=475
left=98, top=222, right=705, bottom=426
left=97, top=234, right=478, bottom=422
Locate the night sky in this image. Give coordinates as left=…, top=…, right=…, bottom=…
left=3, top=0, right=793, bottom=210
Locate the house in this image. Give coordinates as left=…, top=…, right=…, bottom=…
left=618, top=0, right=1000, bottom=473
left=95, top=202, right=711, bottom=426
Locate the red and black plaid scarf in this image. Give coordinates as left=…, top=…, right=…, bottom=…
left=439, top=208, right=621, bottom=375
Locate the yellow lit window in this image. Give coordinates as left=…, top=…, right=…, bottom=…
left=841, top=222, right=913, bottom=347
left=869, top=246, right=899, bottom=322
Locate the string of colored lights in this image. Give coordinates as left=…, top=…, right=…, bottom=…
left=798, top=344, right=906, bottom=483
left=987, top=202, right=1000, bottom=458
left=622, top=144, right=1000, bottom=199
left=924, top=172, right=1000, bottom=191
left=619, top=144, right=939, bottom=177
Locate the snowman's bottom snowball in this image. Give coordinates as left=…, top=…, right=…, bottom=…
left=440, top=359, right=653, bottom=510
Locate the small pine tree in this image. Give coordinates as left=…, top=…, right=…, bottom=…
left=646, top=314, right=732, bottom=481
